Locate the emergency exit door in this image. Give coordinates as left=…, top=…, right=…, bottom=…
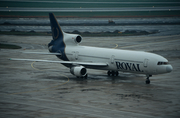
left=73, top=51, right=79, bottom=60
left=111, top=55, right=115, bottom=64
left=144, top=59, right=148, bottom=67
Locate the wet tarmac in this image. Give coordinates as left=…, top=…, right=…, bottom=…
left=0, top=34, right=180, bottom=118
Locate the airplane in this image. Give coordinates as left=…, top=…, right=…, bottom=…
left=10, top=13, right=173, bottom=84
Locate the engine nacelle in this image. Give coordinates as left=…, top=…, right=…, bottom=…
left=70, top=66, right=87, bottom=77
left=64, top=32, right=82, bottom=45
left=73, top=35, right=82, bottom=44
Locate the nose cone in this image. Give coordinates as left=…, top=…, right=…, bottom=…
left=166, top=65, right=173, bottom=73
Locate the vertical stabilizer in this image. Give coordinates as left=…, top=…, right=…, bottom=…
left=49, top=13, right=63, bottom=40
left=48, top=13, right=69, bottom=61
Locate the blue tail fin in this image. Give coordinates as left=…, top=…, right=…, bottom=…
left=49, top=13, right=63, bottom=40
left=48, top=13, right=69, bottom=61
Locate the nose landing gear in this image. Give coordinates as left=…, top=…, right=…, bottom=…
left=146, top=75, right=152, bottom=84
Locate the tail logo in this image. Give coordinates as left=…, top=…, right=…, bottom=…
left=53, top=27, right=59, bottom=40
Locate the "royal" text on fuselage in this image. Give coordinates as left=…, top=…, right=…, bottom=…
left=116, top=61, right=143, bottom=72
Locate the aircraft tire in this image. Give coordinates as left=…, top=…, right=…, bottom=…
left=84, top=74, right=88, bottom=79
left=146, top=77, right=150, bottom=84
left=107, top=71, right=111, bottom=76
left=112, top=71, right=115, bottom=76
left=115, top=71, right=119, bottom=76
left=107, top=71, right=119, bottom=76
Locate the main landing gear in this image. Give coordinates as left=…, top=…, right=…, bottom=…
left=107, top=70, right=119, bottom=76
left=146, top=75, right=152, bottom=84
left=84, top=74, right=88, bottom=79
left=76, top=74, right=88, bottom=79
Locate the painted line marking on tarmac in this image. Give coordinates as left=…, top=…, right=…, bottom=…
left=112, top=44, right=118, bottom=49
left=9, top=62, right=69, bottom=95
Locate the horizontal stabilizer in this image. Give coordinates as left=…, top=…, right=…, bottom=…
left=9, top=58, right=108, bottom=67
left=23, top=52, right=61, bottom=55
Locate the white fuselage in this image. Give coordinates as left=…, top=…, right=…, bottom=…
left=65, top=45, right=172, bottom=76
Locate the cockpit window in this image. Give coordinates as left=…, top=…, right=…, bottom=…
left=157, top=62, right=169, bottom=65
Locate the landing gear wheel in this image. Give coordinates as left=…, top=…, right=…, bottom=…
left=112, top=71, right=115, bottom=76
left=107, top=71, right=119, bottom=76
left=84, top=74, right=88, bottom=79
left=115, top=71, right=119, bottom=76
left=146, top=77, right=150, bottom=84
left=107, top=71, right=111, bottom=76
left=76, top=74, right=88, bottom=79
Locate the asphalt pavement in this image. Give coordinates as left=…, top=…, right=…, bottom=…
left=0, top=34, right=180, bottom=117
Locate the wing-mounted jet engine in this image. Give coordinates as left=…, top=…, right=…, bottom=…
left=70, top=65, right=87, bottom=78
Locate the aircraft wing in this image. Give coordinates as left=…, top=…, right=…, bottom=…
left=9, top=58, right=108, bottom=68
left=22, top=52, right=61, bottom=55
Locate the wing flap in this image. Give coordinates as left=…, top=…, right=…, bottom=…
left=9, top=58, right=108, bottom=67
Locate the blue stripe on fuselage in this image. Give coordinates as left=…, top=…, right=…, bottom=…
left=49, top=13, right=69, bottom=61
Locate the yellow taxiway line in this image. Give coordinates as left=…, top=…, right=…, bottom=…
left=10, top=62, right=69, bottom=95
